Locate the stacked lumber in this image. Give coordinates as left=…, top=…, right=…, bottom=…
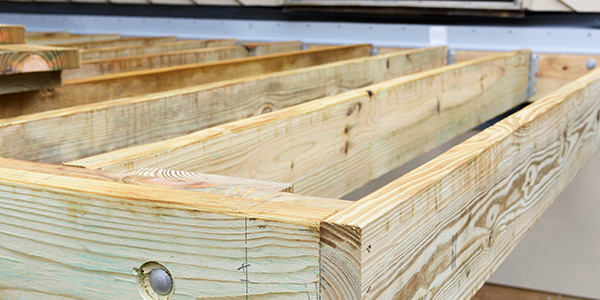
left=0, top=28, right=599, bottom=300
left=0, top=25, right=80, bottom=94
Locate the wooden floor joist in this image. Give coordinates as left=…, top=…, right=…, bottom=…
left=0, top=44, right=80, bottom=94
left=0, top=43, right=371, bottom=119
left=57, top=36, right=178, bottom=49
left=0, top=46, right=444, bottom=164
left=80, top=38, right=238, bottom=60
left=71, top=50, right=531, bottom=199
left=1, top=27, right=598, bottom=300
left=27, top=33, right=122, bottom=45
left=321, top=66, right=600, bottom=299
left=243, top=40, right=303, bottom=56
left=0, top=24, right=25, bottom=44
left=63, top=45, right=249, bottom=79
left=24, top=31, right=70, bottom=39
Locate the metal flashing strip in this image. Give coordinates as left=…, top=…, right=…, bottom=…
left=3, top=13, right=599, bottom=54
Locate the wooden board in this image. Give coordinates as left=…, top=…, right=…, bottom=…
left=80, top=39, right=237, bottom=60
left=0, top=71, right=60, bottom=95
left=0, top=43, right=371, bottom=119
left=0, top=44, right=80, bottom=74
left=25, top=31, right=70, bottom=39
left=27, top=33, right=122, bottom=45
left=0, top=158, right=351, bottom=299
left=0, top=24, right=25, bottom=44
left=63, top=45, right=249, bottom=79
left=321, top=64, right=600, bottom=299
left=70, top=51, right=530, bottom=200
left=131, top=167, right=294, bottom=193
left=0, top=46, right=442, bottom=164
left=58, top=36, right=178, bottom=49
left=243, top=40, right=303, bottom=56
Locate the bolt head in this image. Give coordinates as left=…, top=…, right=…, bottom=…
left=586, top=58, right=597, bottom=70
left=149, top=268, right=173, bottom=296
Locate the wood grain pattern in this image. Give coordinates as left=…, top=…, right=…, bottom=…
left=27, top=33, right=122, bottom=45
left=25, top=31, right=69, bottom=39
left=72, top=51, right=529, bottom=200
left=63, top=45, right=248, bottom=79
left=0, top=46, right=441, bottom=164
left=80, top=39, right=237, bottom=60
left=0, top=70, right=60, bottom=95
left=0, top=24, right=25, bottom=44
left=0, top=44, right=80, bottom=74
left=243, top=40, right=303, bottom=56
left=58, top=36, right=178, bottom=50
left=131, top=167, right=294, bottom=193
left=323, top=62, right=600, bottom=299
left=0, top=43, right=371, bottom=119
left=0, top=160, right=350, bottom=299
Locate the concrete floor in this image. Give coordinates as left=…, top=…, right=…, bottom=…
left=344, top=129, right=600, bottom=299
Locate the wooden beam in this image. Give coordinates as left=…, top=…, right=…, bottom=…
left=80, top=39, right=238, bottom=60
left=322, top=63, right=600, bottom=299
left=63, top=45, right=249, bottom=79
left=0, top=71, right=61, bottom=95
left=0, top=158, right=351, bottom=299
left=70, top=50, right=530, bottom=199
left=0, top=44, right=80, bottom=74
left=0, top=46, right=441, bottom=164
left=0, top=43, right=371, bottom=119
left=57, top=36, right=178, bottom=49
left=25, top=31, right=70, bottom=39
left=0, top=44, right=80, bottom=94
left=0, top=24, right=25, bottom=44
left=457, top=50, right=600, bottom=101
left=243, top=40, right=303, bottom=56
left=27, top=33, right=122, bottom=45
left=131, top=167, right=294, bottom=193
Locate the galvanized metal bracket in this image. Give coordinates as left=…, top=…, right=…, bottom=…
left=447, top=49, right=457, bottom=65
left=527, top=54, right=540, bottom=99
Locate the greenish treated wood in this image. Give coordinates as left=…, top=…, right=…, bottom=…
left=71, top=51, right=530, bottom=200
left=0, top=71, right=60, bottom=95
left=322, top=64, right=600, bottom=299
left=0, top=44, right=80, bottom=74
left=0, top=47, right=443, bottom=164
left=63, top=45, right=249, bottom=79
left=26, top=33, right=122, bottom=45
left=58, top=36, right=178, bottom=50
left=0, top=24, right=25, bottom=44
left=0, top=159, right=350, bottom=299
left=0, top=44, right=371, bottom=119
left=80, top=39, right=238, bottom=60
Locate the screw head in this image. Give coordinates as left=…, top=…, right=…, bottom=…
left=586, top=58, right=597, bottom=70
left=149, top=268, right=173, bottom=296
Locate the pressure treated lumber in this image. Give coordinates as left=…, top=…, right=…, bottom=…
left=322, top=65, right=600, bottom=299
left=80, top=38, right=237, bottom=60
left=0, top=44, right=80, bottom=74
left=0, top=43, right=371, bottom=119
left=72, top=50, right=530, bottom=199
left=27, top=33, right=122, bottom=45
left=0, top=158, right=351, bottom=299
left=131, top=167, right=294, bottom=193
left=0, top=46, right=443, bottom=164
left=243, top=40, right=303, bottom=56
left=0, top=71, right=61, bottom=95
left=0, top=24, right=25, bottom=44
left=63, top=45, right=248, bottom=79
left=25, top=31, right=69, bottom=39
left=58, top=36, right=178, bottom=49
